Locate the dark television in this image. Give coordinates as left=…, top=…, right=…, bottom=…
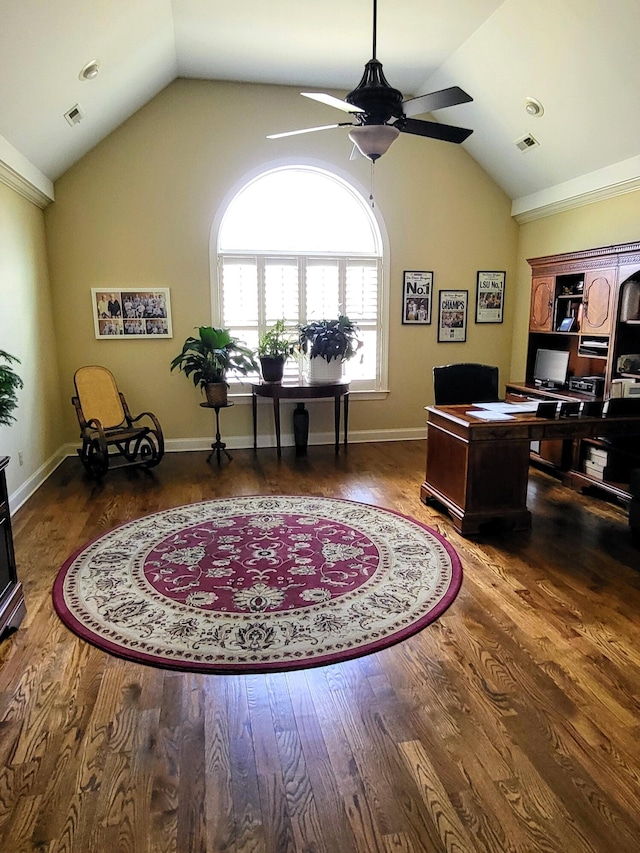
left=533, top=348, right=570, bottom=388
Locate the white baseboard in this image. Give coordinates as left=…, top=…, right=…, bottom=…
left=8, top=446, right=69, bottom=513
left=164, top=426, right=425, bottom=452
left=11, top=429, right=426, bottom=509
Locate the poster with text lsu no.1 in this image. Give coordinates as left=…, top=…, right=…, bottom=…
left=475, top=271, right=505, bottom=324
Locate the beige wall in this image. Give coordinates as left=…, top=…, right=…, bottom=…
left=45, top=79, right=518, bottom=447
left=5, top=77, right=639, bottom=489
left=510, top=191, right=640, bottom=382
left=0, top=182, right=64, bottom=498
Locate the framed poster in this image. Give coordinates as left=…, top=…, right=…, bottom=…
left=402, top=271, right=433, bottom=324
left=437, top=290, right=468, bottom=342
left=92, top=288, right=173, bottom=338
left=475, top=271, right=505, bottom=324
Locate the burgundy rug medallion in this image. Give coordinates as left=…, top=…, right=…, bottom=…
left=53, top=496, right=462, bottom=673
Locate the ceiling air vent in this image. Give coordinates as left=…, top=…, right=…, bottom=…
left=515, top=133, right=539, bottom=152
left=64, top=104, right=84, bottom=127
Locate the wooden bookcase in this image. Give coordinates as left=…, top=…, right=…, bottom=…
left=516, top=240, right=640, bottom=500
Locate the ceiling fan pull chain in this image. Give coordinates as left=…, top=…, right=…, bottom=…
left=369, top=160, right=375, bottom=208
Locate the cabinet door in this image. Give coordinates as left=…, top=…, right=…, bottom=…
left=0, top=516, right=14, bottom=601
left=530, top=276, right=554, bottom=331
left=582, top=268, right=615, bottom=335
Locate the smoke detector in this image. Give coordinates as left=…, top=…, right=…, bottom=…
left=79, top=60, right=100, bottom=81
left=64, top=104, right=84, bottom=126
left=524, top=97, right=544, bottom=117
left=515, top=133, right=539, bottom=152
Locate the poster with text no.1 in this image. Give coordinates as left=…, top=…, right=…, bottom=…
left=402, top=271, right=433, bottom=324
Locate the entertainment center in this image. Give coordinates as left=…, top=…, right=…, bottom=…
left=507, top=239, right=640, bottom=502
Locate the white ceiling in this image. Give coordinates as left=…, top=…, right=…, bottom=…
left=1, top=0, right=640, bottom=213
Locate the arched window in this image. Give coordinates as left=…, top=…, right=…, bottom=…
left=214, top=165, right=386, bottom=392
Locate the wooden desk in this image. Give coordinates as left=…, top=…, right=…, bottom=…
left=420, top=403, right=640, bottom=536
left=252, top=382, right=350, bottom=458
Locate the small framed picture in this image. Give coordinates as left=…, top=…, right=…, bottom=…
left=402, top=271, right=433, bottom=324
left=475, top=271, right=505, bottom=323
left=437, top=290, right=468, bottom=342
left=558, top=317, right=576, bottom=332
left=92, top=288, right=173, bottom=339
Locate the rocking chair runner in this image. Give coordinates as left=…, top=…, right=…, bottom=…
left=72, top=366, right=164, bottom=478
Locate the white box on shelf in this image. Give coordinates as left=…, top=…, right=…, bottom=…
left=588, top=447, right=608, bottom=463
left=584, top=459, right=605, bottom=479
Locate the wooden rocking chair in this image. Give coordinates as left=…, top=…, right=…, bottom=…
left=72, top=365, right=164, bottom=478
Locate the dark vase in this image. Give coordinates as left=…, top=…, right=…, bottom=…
left=259, top=356, right=285, bottom=383
left=293, top=402, right=309, bottom=456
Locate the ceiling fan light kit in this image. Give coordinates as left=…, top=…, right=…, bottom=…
left=348, top=125, right=399, bottom=160
left=268, top=0, right=473, bottom=162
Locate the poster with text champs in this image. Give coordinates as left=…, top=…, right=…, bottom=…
left=438, top=290, right=468, bottom=342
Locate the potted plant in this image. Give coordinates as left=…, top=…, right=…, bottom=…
left=257, top=319, right=297, bottom=383
left=170, top=326, right=257, bottom=406
left=298, top=315, right=362, bottom=384
left=0, top=350, right=23, bottom=427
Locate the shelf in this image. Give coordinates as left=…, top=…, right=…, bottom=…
left=578, top=350, right=608, bottom=359
left=566, top=469, right=632, bottom=503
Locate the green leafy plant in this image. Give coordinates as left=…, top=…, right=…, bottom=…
left=0, top=350, right=23, bottom=427
left=257, top=320, right=297, bottom=360
left=170, top=326, right=257, bottom=389
left=298, top=316, right=362, bottom=363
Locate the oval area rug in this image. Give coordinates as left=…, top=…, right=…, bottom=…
left=53, top=496, right=462, bottom=673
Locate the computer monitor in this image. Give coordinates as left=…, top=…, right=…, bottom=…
left=533, top=348, right=570, bottom=388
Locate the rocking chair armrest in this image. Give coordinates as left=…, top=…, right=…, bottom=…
left=129, top=410, right=163, bottom=433
left=84, top=417, right=108, bottom=441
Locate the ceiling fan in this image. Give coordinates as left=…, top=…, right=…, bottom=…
left=267, top=0, right=474, bottom=161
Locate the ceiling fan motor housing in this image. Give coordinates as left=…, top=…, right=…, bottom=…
left=346, top=59, right=404, bottom=125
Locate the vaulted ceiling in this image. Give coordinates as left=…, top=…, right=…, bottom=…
left=2, top=0, right=639, bottom=219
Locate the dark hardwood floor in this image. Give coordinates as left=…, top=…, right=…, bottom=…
left=0, top=442, right=639, bottom=852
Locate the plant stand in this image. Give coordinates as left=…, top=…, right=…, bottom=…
left=200, top=402, right=234, bottom=465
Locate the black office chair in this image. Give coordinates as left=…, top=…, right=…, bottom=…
left=433, top=362, right=500, bottom=405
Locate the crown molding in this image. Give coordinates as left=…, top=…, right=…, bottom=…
left=0, top=136, right=54, bottom=208
left=511, top=155, right=640, bottom=224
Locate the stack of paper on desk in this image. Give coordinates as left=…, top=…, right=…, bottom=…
left=465, top=401, right=539, bottom=420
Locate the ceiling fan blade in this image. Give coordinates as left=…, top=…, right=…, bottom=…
left=301, top=93, right=365, bottom=114
left=402, top=86, right=473, bottom=118
left=400, top=117, right=473, bottom=144
left=267, top=123, right=348, bottom=139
